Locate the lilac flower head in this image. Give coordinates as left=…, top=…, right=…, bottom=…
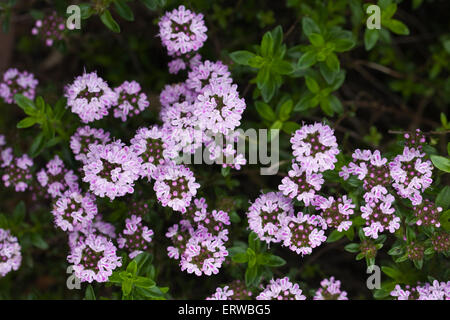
left=158, top=5, right=207, bottom=56
left=278, top=212, right=327, bottom=256
left=68, top=215, right=116, bottom=249
left=391, top=281, right=450, bottom=300
left=186, top=60, right=232, bottom=93
left=67, top=234, right=122, bottom=283
left=256, top=277, right=306, bottom=300
left=246, top=192, right=294, bottom=244
left=52, top=191, right=98, bottom=232
left=0, top=68, right=38, bottom=104
left=113, top=80, right=149, bottom=122
left=290, top=123, right=339, bottom=173
left=153, top=162, right=200, bottom=213
left=37, top=155, right=79, bottom=198
left=168, top=53, right=202, bottom=74
left=339, top=149, right=390, bottom=191
left=70, top=126, right=111, bottom=164
left=82, top=140, right=142, bottom=200
left=389, top=147, right=433, bottom=205
left=31, top=11, right=65, bottom=47
left=180, top=232, right=228, bottom=276
left=117, top=215, right=154, bottom=258
left=313, top=277, right=348, bottom=300
left=412, top=198, right=442, bottom=228
left=315, top=195, right=355, bottom=232
left=0, top=228, right=22, bottom=277
left=278, top=162, right=324, bottom=206
left=65, top=71, right=117, bottom=123
left=194, top=209, right=231, bottom=243
left=166, top=222, right=195, bottom=260
left=159, top=82, right=197, bottom=121
left=130, top=126, right=177, bottom=180
left=406, top=241, right=425, bottom=261
left=404, top=129, right=427, bottom=151
left=1, top=150, right=33, bottom=192
left=195, top=83, right=246, bottom=135
left=361, top=189, right=400, bottom=239
left=430, top=231, right=449, bottom=253
left=207, top=280, right=255, bottom=300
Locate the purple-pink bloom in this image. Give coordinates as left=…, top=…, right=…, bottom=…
left=0, top=68, right=38, bottom=104
left=166, top=222, right=195, bottom=260
left=82, top=140, right=142, bottom=200
left=247, top=191, right=294, bottom=244
left=37, top=155, right=79, bottom=198
left=278, top=162, right=324, bottom=206
left=117, top=215, right=154, bottom=258
left=65, top=71, right=117, bottom=123
left=153, top=162, right=200, bottom=213
left=31, top=11, right=65, bottom=47
left=158, top=5, right=207, bottom=56
left=315, top=195, right=355, bottom=232
left=130, top=126, right=177, bottom=180
left=70, top=126, right=111, bottom=164
left=52, top=191, right=98, bottom=232
left=290, top=122, right=339, bottom=173
left=113, top=80, right=149, bottom=122
left=313, top=277, right=348, bottom=300
left=1, top=149, right=33, bottom=192
left=278, top=212, right=327, bottom=256
left=0, top=228, right=22, bottom=277
left=67, top=234, right=122, bottom=283
left=389, top=147, right=433, bottom=205
left=186, top=60, right=232, bottom=93
left=256, top=277, right=306, bottom=300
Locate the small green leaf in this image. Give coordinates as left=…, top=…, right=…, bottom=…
left=327, top=230, right=345, bottom=243
left=333, top=38, right=356, bottom=52
left=17, top=117, right=37, bottom=129
left=436, top=186, right=450, bottom=209
left=385, top=19, right=410, bottom=35
left=114, top=0, right=134, bottom=21
left=430, top=155, right=450, bottom=172
left=134, top=277, right=156, bottom=289
left=122, top=280, right=133, bottom=296
left=308, top=33, right=324, bottom=47
left=344, top=243, right=360, bottom=253
left=260, top=32, right=274, bottom=57
left=271, top=59, right=293, bottom=75
left=302, top=17, right=320, bottom=37
left=255, top=101, right=277, bottom=122
left=364, top=29, right=379, bottom=51
left=100, top=9, right=121, bottom=33
left=259, top=254, right=286, bottom=267
left=382, top=266, right=400, bottom=279
left=230, top=51, right=256, bottom=66
left=85, top=285, right=96, bottom=300
left=329, top=95, right=344, bottom=114
left=282, top=121, right=300, bottom=134
left=297, top=51, right=317, bottom=69
left=278, top=99, right=293, bottom=121
left=305, top=76, right=320, bottom=93
left=13, top=201, right=26, bottom=224
left=14, top=94, right=35, bottom=111
left=245, top=265, right=258, bottom=287
left=232, top=252, right=249, bottom=264
left=31, top=233, right=48, bottom=250
left=325, top=53, right=340, bottom=73
left=126, top=260, right=138, bottom=276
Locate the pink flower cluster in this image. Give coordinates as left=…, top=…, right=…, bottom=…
left=256, top=277, right=306, bottom=300
left=0, top=68, right=38, bottom=104
left=65, top=71, right=117, bottom=123
left=206, top=280, right=254, bottom=300
left=117, top=215, right=154, bottom=258
left=158, top=5, right=207, bottom=57
left=70, top=126, right=111, bottom=164
left=31, top=11, right=65, bottom=47
left=67, top=233, right=122, bottom=283
left=313, top=277, right=348, bottom=300
left=0, top=228, right=22, bottom=277
left=391, top=281, right=450, bottom=300
left=113, top=80, right=150, bottom=122
left=1, top=148, right=33, bottom=192
left=37, top=155, right=79, bottom=198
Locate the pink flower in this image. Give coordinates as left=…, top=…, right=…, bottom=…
left=0, top=68, right=38, bottom=104
left=117, top=215, right=154, bottom=258
left=1, top=149, right=33, bottom=192
left=0, top=228, right=22, bottom=277
left=113, top=80, right=149, bottom=121
left=314, top=195, right=355, bottom=232
left=67, top=234, right=122, bottom=283
left=70, top=126, right=111, bottom=164
left=158, top=5, right=207, bottom=56
left=314, top=277, right=348, bottom=300
left=257, top=277, right=306, bottom=300
left=37, top=155, right=79, bottom=198
left=31, top=11, right=65, bottom=47
left=247, top=192, right=294, bottom=244
left=290, top=122, right=339, bottom=173
left=186, top=60, right=232, bottom=93
left=65, top=71, right=117, bottom=123
left=82, top=140, right=142, bottom=200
